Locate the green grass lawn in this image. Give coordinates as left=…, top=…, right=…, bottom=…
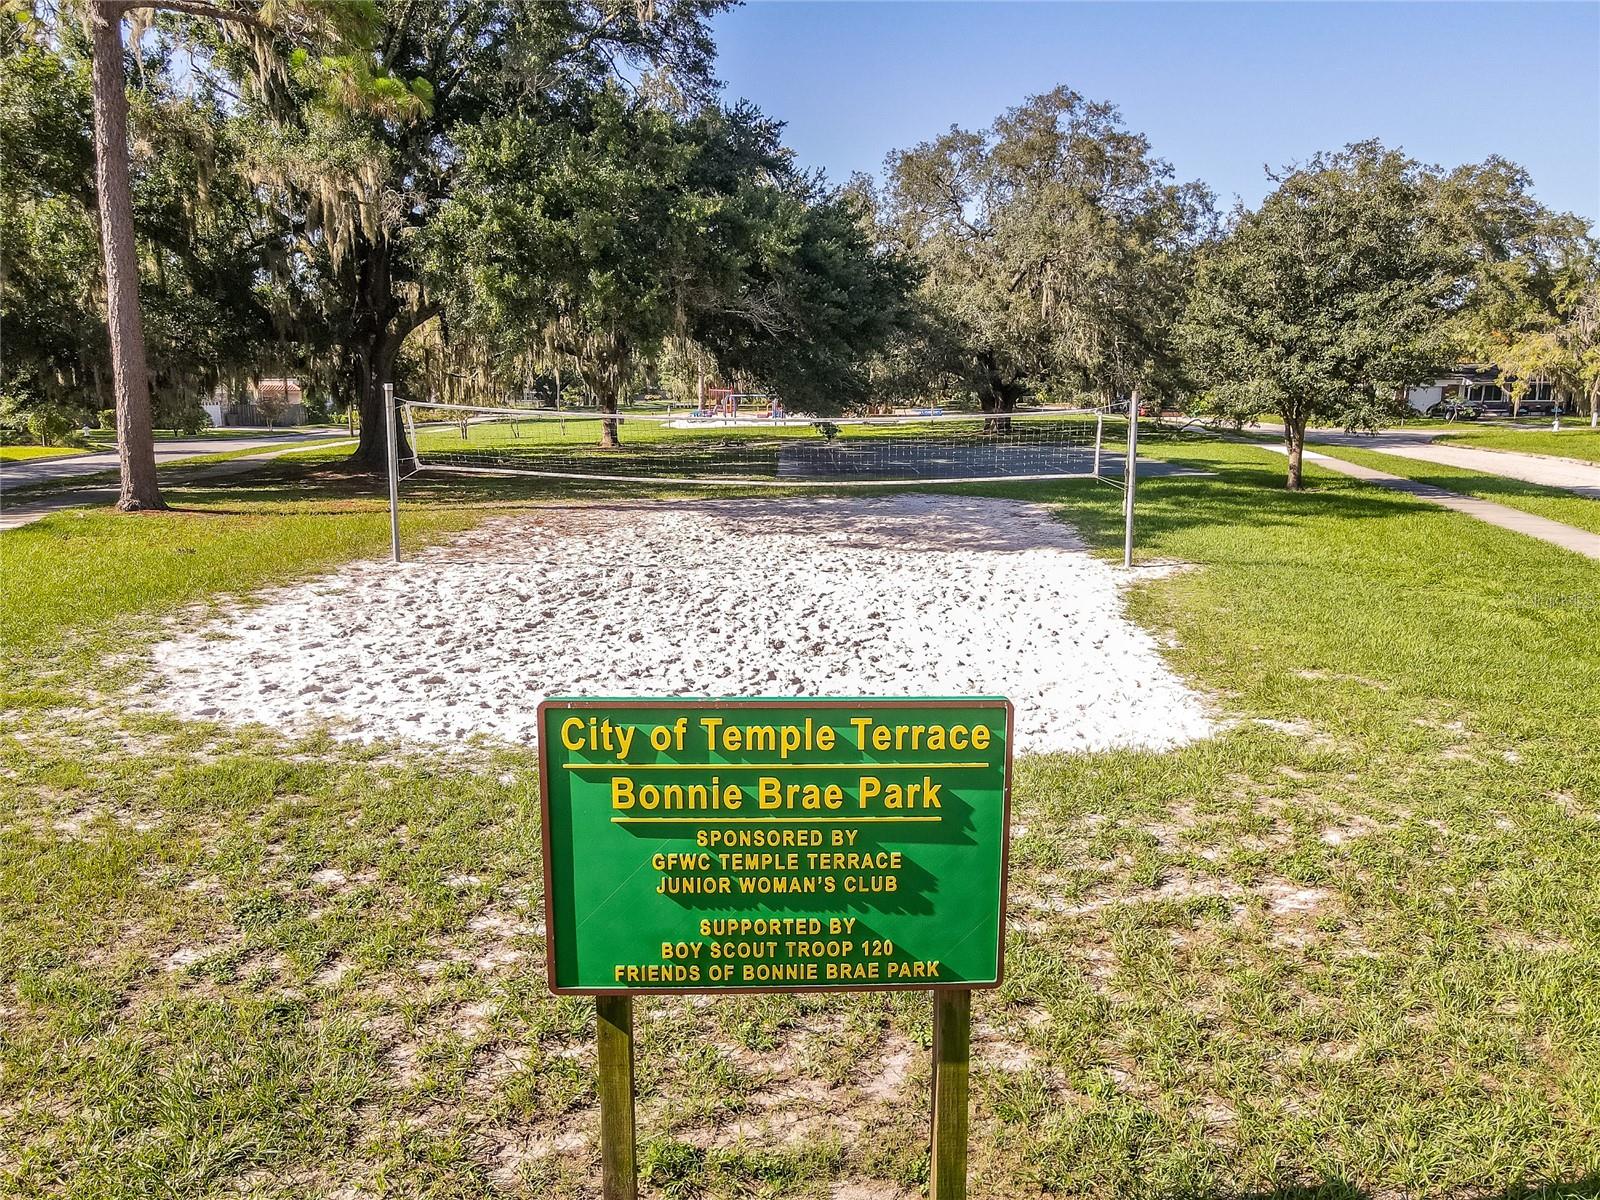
left=1434, top=425, right=1600, bottom=464
left=0, top=445, right=92, bottom=463
left=1305, top=443, right=1600, bottom=537
left=1, top=437, right=1597, bottom=1198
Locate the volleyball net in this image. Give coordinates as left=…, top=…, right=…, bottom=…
left=398, top=402, right=1132, bottom=489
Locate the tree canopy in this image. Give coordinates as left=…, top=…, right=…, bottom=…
left=875, top=87, right=1214, bottom=413
left=431, top=89, right=916, bottom=442
left=1181, top=141, right=1463, bottom=488
left=4, top=6, right=1595, bottom=500
left=0, top=19, right=270, bottom=438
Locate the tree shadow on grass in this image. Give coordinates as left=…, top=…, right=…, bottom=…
left=973, top=468, right=1429, bottom=562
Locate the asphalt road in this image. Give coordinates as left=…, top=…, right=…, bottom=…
left=0, top=428, right=352, bottom=493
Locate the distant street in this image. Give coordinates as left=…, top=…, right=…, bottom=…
left=0, top=428, right=352, bottom=494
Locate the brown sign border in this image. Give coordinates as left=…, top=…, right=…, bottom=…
left=537, top=696, right=1015, bottom=997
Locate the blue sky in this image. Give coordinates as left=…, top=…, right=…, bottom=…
left=708, top=1, right=1600, bottom=225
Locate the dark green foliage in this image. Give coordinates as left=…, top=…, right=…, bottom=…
left=0, top=19, right=272, bottom=425
left=0, top=34, right=103, bottom=420
left=220, top=0, right=733, bottom=462
left=433, top=90, right=916, bottom=420
left=1181, top=141, right=1461, bottom=486
left=877, top=86, right=1214, bottom=412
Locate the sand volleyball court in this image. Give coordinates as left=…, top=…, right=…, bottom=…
left=148, top=495, right=1211, bottom=754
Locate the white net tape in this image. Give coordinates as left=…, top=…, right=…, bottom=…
left=402, top=402, right=1129, bottom=489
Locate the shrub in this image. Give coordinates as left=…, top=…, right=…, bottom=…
left=25, top=404, right=86, bottom=448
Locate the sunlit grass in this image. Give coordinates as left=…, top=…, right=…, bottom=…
left=1310, top=443, right=1600, bottom=537
left=0, top=445, right=91, bottom=462
left=1434, top=424, right=1600, bottom=464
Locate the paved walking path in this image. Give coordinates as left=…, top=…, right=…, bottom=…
left=1257, top=443, right=1600, bottom=561
left=0, top=439, right=357, bottom=532
left=0, top=428, right=351, bottom=493
left=1302, top=429, right=1600, bottom=499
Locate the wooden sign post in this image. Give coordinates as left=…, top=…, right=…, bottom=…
left=539, top=697, right=1013, bottom=1199
left=929, top=988, right=972, bottom=1200
left=596, top=996, right=636, bottom=1200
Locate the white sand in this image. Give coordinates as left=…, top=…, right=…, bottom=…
left=147, top=496, right=1211, bottom=755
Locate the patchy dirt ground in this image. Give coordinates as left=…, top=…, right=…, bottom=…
left=145, top=495, right=1211, bottom=755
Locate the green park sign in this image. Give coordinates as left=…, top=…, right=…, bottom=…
left=538, top=697, right=1014, bottom=995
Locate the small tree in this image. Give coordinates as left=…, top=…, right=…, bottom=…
left=252, top=384, right=291, bottom=429
left=1182, top=142, right=1458, bottom=489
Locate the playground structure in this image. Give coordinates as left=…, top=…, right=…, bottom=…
left=697, top=386, right=784, bottom=421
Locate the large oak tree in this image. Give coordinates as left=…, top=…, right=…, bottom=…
left=878, top=86, right=1212, bottom=413
left=431, top=89, right=915, bottom=443
left=224, top=0, right=728, bottom=468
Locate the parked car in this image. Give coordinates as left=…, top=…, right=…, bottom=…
left=1432, top=399, right=1480, bottom=421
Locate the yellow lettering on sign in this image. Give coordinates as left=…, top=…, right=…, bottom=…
left=856, top=776, right=942, bottom=809
left=846, top=718, right=992, bottom=753
left=614, top=777, right=744, bottom=810
left=757, top=778, right=843, bottom=810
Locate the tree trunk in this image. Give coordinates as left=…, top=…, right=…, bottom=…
left=976, top=355, right=1019, bottom=435
left=1284, top=415, right=1307, bottom=490
left=348, top=303, right=438, bottom=470
left=351, top=342, right=409, bottom=469
left=598, top=391, right=621, bottom=449
left=90, top=1, right=164, bottom=512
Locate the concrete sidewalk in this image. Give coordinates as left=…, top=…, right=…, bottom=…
left=1302, top=429, right=1600, bottom=499
left=1260, top=443, right=1600, bottom=561
left=0, top=439, right=357, bottom=532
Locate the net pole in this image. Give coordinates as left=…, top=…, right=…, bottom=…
left=385, top=383, right=401, bottom=564
left=1093, top=412, right=1103, bottom=479
left=1122, top=390, right=1139, bottom=568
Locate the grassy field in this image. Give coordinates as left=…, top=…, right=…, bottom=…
left=2, top=436, right=1597, bottom=1198
left=1433, top=425, right=1600, bottom=464
left=1307, top=444, right=1600, bottom=537
left=0, top=445, right=92, bottom=463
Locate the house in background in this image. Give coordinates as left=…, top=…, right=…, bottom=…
left=1406, top=366, right=1559, bottom=417
left=203, top=378, right=308, bottom=427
